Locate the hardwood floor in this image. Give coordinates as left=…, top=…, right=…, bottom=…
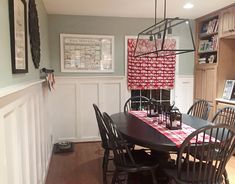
left=45, top=142, right=235, bottom=184
left=46, top=142, right=103, bottom=184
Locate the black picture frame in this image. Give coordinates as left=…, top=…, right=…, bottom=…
left=9, top=0, right=28, bottom=73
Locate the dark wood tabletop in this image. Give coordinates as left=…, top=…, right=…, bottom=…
left=111, top=112, right=212, bottom=152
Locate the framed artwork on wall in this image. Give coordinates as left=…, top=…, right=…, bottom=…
left=9, top=0, right=28, bottom=73
left=222, top=80, right=235, bottom=100
left=60, top=34, right=114, bottom=73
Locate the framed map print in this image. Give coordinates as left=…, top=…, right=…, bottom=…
left=9, top=0, right=28, bottom=73
left=60, top=34, right=114, bottom=73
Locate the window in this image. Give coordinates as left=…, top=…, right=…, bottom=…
left=130, top=89, right=171, bottom=110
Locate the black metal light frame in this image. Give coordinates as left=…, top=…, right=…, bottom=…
left=134, top=0, right=195, bottom=58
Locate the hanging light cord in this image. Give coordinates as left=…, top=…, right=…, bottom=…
left=155, top=0, right=167, bottom=23
left=164, top=0, right=166, bottom=19
left=155, top=0, right=157, bottom=24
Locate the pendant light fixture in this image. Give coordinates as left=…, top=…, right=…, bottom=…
left=134, top=0, right=195, bottom=58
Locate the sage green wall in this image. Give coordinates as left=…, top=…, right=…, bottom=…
left=48, top=15, right=195, bottom=76
left=0, top=0, right=50, bottom=88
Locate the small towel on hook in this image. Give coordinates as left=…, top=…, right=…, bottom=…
left=46, top=72, right=55, bottom=91
left=41, top=68, right=55, bottom=91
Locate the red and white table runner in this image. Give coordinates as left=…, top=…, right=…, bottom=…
left=129, top=111, right=215, bottom=148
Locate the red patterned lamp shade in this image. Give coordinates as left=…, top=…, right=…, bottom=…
left=127, top=38, right=176, bottom=90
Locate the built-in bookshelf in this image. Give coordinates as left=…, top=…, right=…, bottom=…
left=198, top=16, right=219, bottom=64
left=194, top=3, right=235, bottom=120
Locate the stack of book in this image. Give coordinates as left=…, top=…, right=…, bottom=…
left=198, top=57, right=207, bottom=64
left=206, top=18, right=219, bottom=34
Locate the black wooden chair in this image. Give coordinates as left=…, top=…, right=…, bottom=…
left=124, top=96, right=150, bottom=113
left=164, top=124, right=235, bottom=184
left=187, top=99, right=210, bottom=120
left=212, top=106, right=235, bottom=177
left=103, top=112, right=159, bottom=184
left=212, top=106, right=235, bottom=126
left=93, top=104, right=113, bottom=184
left=93, top=104, right=135, bottom=184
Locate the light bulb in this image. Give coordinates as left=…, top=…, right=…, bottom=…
left=149, top=35, right=154, bottom=41
left=157, top=33, right=161, bottom=39
left=168, top=27, right=172, bottom=35
left=166, top=27, right=173, bottom=39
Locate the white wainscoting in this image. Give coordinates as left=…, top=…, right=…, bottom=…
left=51, top=76, right=194, bottom=143
left=0, top=81, right=53, bottom=184
left=50, top=76, right=129, bottom=143
left=174, top=75, right=194, bottom=113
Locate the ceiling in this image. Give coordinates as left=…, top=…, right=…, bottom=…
left=42, top=0, right=235, bottom=19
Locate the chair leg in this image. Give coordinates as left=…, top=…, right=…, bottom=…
left=223, top=170, right=229, bottom=184
left=150, top=169, right=158, bottom=184
left=112, top=170, right=119, bottom=184
left=103, top=149, right=109, bottom=184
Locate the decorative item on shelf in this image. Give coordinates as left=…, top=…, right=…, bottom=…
left=222, top=80, right=235, bottom=100
left=147, top=98, right=159, bottom=117
left=208, top=54, right=216, bottom=63
left=40, top=68, right=55, bottom=91
left=134, top=0, right=195, bottom=58
left=28, top=0, right=41, bottom=69
left=165, top=107, right=182, bottom=130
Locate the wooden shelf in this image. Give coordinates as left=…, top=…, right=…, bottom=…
left=197, top=62, right=217, bottom=66
left=198, top=50, right=217, bottom=54
left=215, top=98, right=235, bottom=105
left=199, top=32, right=218, bottom=39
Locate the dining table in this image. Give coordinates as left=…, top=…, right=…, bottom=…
left=111, top=111, right=212, bottom=152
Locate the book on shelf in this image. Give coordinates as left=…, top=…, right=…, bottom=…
left=213, top=19, right=219, bottom=33
left=199, top=40, right=205, bottom=52
left=212, top=35, right=218, bottom=51
left=198, top=35, right=218, bottom=53
left=198, top=41, right=213, bottom=52
left=206, top=18, right=218, bottom=34
left=200, top=18, right=218, bottom=35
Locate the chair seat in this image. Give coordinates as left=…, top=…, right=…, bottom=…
left=164, top=161, right=223, bottom=184
left=104, top=139, right=135, bottom=151
left=115, top=149, right=159, bottom=172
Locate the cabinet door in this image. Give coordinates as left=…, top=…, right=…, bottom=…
left=204, top=68, right=216, bottom=103
left=220, top=6, right=235, bottom=38
left=194, top=68, right=204, bottom=99
left=194, top=67, right=216, bottom=103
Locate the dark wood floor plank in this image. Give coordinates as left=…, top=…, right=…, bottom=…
left=46, top=142, right=235, bottom=184
left=46, top=142, right=103, bottom=184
